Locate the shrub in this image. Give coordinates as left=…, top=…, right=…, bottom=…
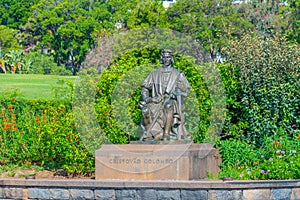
left=218, top=131, right=300, bottom=180
left=224, top=34, right=300, bottom=146
left=218, top=34, right=300, bottom=180
left=0, top=97, right=93, bottom=173
left=25, top=52, right=72, bottom=75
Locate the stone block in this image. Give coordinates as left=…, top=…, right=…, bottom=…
left=95, top=143, right=221, bottom=180
left=70, top=189, right=94, bottom=200
left=49, top=189, right=69, bottom=200
left=242, top=189, right=271, bottom=200
left=291, top=188, right=300, bottom=200
left=94, top=189, right=116, bottom=200
left=116, top=189, right=136, bottom=200
left=137, top=189, right=157, bottom=200
left=28, top=188, right=50, bottom=199
left=4, top=187, right=24, bottom=199
left=181, top=189, right=207, bottom=200
left=0, top=187, right=3, bottom=198
left=208, top=190, right=242, bottom=200
left=271, top=189, right=291, bottom=200
left=157, top=189, right=180, bottom=200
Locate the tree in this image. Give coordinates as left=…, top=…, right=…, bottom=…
left=167, top=0, right=253, bottom=59
left=106, top=0, right=169, bottom=29
left=24, top=0, right=109, bottom=74
left=0, top=0, right=39, bottom=29
left=234, top=0, right=291, bottom=38
left=106, top=0, right=138, bottom=28
left=0, top=25, right=21, bottom=51
left=126, top=0, right=169, bottom=29
left=280, top=0, right=300, bottom=43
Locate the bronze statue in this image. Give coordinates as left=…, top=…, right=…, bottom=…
left=139, top=50, right=191, bottom=142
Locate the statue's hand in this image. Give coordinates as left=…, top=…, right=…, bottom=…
left=138, top=101, right=147, bottom=108
left=152, top=96, right=162, bottom=104
left=144, top=96, right=162, bottom=104
left=164, top=93, right=175, bottom=100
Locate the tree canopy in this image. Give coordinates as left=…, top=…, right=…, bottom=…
left=0, top=0, right=298, bottom=74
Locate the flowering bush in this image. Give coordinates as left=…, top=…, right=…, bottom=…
left=219, top=132, right=300, bottom=180
left=0, top=97, right=93, bottom=174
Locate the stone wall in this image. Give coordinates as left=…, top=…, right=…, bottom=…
left=0, top=179, right=299, bottom=200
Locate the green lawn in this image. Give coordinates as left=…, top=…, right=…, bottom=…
left=0, top=74, right=77, bottom=99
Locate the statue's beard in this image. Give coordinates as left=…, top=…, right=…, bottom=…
left=163, top=61, right=172, bottom=67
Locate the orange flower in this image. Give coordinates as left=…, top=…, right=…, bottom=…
left=11, top=97, right=16, bottom=101
left=253, top=161, right=259, bottom=165
left=273, top=141, right=282, bottom=148
left=35, top=116, right=40, bottom=123
left=7, top=105, right=13, bottom=109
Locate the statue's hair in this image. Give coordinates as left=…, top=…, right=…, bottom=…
left=160, top=49, right=174, bottom=65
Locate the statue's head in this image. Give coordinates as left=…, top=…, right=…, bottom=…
left=160, top=49, right=174, bottom=66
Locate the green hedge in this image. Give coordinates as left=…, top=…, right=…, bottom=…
left=0, top=97, right=93, bottom=173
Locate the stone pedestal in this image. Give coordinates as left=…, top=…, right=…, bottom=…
left=95, top=143, right=221, bottom=180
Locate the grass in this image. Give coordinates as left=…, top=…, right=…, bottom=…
left=0, top=74, right=77, bottom=99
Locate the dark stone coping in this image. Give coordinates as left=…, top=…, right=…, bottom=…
left=0, top=179, right=299, bottom=189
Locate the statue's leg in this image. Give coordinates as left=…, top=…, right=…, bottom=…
left=140, top=107, right=151, bottom=141
left=163, top=100, right=174, bottom=141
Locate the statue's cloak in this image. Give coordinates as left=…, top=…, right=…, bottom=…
left=141, top=67, right=190, bottom=139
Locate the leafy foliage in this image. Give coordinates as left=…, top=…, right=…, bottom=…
left=235, top=0, right=300, bottom=41
left=0, top=50, right=30, bottom=74
left=225, top=34, right=300, bottom=146
left=219, top=132, right=300, bottom=180
left=126, top=0, right=169, bottom=28
left=167, top=0, right=253, bottom=58
left=24, top=0, right=108, bottom=74
left=0, top=25, right=20, bottom=52
left=0, top=0, right=39, bottom=29
left=25, top=51, right=71, bottom=75
left=0, top=97, right=93, bottom=173
left=217, top=34, right=300, bottom=180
